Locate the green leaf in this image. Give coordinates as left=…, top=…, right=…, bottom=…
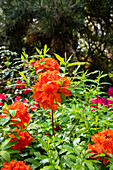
left=21, top=55, right=24, bottom=62
left=52, top=151, right=58, bottom=160
left=0, top=116, right=10, bottom=126
left=109, top=165, right=113, bottom=170
left=73, top=138, right=80, bottom=146
left=25, top=158, right=41, bottom=166
left=36, top=47, right=42, bottom=55
left=40, top=166, right=55, bottom=170
left=54, top=53, right=65, bottom=65
left=60, top=93, right=66, bottom=103
left=4, top=103, right=9, bottom=111
left=9, top=110, right=16, bottom=118
left=67, top=62, right=86, bottom=67
left=3, top=141, right=18, bottom=150
left=6, top=149, right=20, bottom=154
left=19, top=72, right=26, bottom=80
left=14, top=134, right=20, bottom=139
left=65, top=87, right=75, bottom=94
left=47, top=81, right=61, bottom=85
left=0, top=151, right=10, bottom=162
left=54, top=165, right=62, bottom=170
left=72, top=165, right=84, bottom=170
left=85, top=160, right=95, bottom=170
left=0, top=138, right=11, bottom=150
left=93, top=153, right=105, bottom=158
left=44, top=44, right=50, bottom=54
left=67, top=154, right=77, bottom=160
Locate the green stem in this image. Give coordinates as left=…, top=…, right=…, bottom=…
left=52, top=110, right=55, bottom=136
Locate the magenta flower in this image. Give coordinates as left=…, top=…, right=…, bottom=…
left=15, top=96, right=21, bottom=101
left=108, top=87, right=113, bottom=97
left=0, top=101, right=3, bottom=107
left=23, top=88, right=31, bottom=95
left=90, top=96, right=107, bottom=110
left=0, top=94, right=6, bottom=100
left=107, top=98, right=113, bottom=110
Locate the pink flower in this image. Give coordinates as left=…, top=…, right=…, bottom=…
left=23, top=100, right=29, bottom=108
left=0, top=101, right=3, bottom=107
left=30, top=61, right=35, bottom=66
left=90, top=96, right=107, bottom=110
left=25, top=62, right=29, bottom=65
left=108, top=87, right=113, bottom=97
left=30, top=106, right=36, bottom=112
left=23, top=99, right=28, bottom=103
left=23, top=88, right=31, bottom=95
left=21, top=82, right=26, bottom=88
left=29, top=101, right=39, bottom=112
left=101, top=98, right=107, bottom=105
left=107, top=98, right=113, bottom=110
left=0, top=94, right=6, bottom=100
left=15, top=80, right=26, bottom=89
left=15, top=96, right=21, bottom=101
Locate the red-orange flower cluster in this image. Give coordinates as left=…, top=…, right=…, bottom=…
left=8, top=128, right=33, bottom=151
left=3, top=101, right=30, bottom=129
left=34, top=57, right=60, bottom=72
left=88, top=129, right=113, bottom=165
left=1, top=160, right=31, bottom=170
left=32, top=70, right=71, bottom=111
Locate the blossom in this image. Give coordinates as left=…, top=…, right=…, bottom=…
left=0, top=101, right=3, bottom=107
left=34, top=57, right=60, bottom=72
left=90, top=96, right=107, bottom=111
left=1, top=159, right=31, bottom=170
left=0, top=94, right=6, bottom=100
left=108, top=87, right=113, bottom=97
left=25, top=62, right=29, bottom=65
left=15, top=80, right=26, bottom=89
left=32, top=70, right=71, bottom=111
left=15, top=96, right=21, bottom=101
left=29, top=101, right=39, bottom=112
left=23, top=99, right=28, bottom=103
left=8, top=128, right=33, bottom=151
left=107, top=97, right=113, bottom=110
left=23, top=99, right=39, bottom=111
left=23, top=88, right=31, bottom=95
left=88, top=129, right=113, bottom=165
left=3, top=101, right=30, bottom=129
left=30, top=61, right=35, bottom=65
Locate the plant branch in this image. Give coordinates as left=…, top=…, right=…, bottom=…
left=66, top=118, right=80, bottom=138
left=52, top=110, right=55, bottom=136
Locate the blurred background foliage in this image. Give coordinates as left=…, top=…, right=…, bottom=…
left=0, top=0, right=113, bottom=92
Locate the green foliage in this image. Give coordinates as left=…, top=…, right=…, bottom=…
left=0, top=47, right=113, bottom=169
left=0, top=0, right=113, bottom=84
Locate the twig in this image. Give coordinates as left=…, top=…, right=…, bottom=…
left=66, top=118, right=80, bottom=138
left=52, top=110, right=55, bottom=136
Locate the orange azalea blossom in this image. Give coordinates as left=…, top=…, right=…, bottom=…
left=3, top=101, right=30, bottom=129
left=34, top=57, right=60, bottom=72
left=8, top=128, right=33, bottom=151
left=32, top=70, right=71, bottom=111
left=1, top=160, right=31, bottom=170
left=88, top=129, right=113, bottom=165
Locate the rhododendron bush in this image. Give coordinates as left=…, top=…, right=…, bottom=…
left=0, top=45, right=113, bottom=170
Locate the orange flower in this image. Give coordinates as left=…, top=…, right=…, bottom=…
left=34, top=57, right=60, bottom=72
left=8, top=128, right=33, bottom=151
left=88, top=129, right=113, bottom=165
left=32, top=70, right=71, bottom=111
left=1, top=159, right=31, bottom=170
left=3, top=101, right=30, bottom=129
